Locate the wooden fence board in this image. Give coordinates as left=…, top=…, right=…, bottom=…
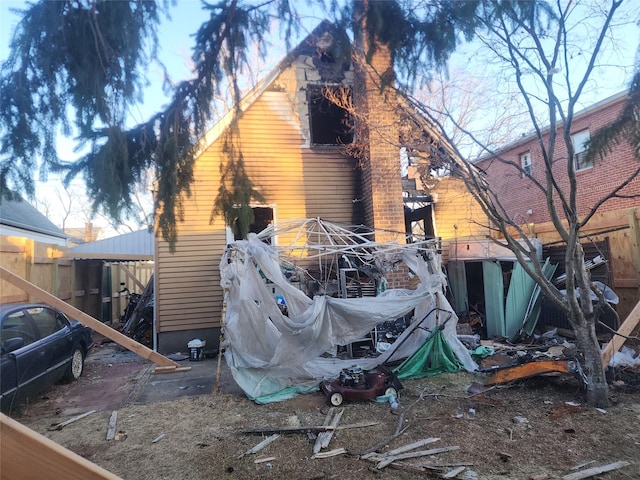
left=602, top=299, right=640, bottom=366
left=1, top=413, right=122, bottom=480
left=0, top=266, right=179, bottom=368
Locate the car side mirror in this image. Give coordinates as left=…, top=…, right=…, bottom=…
left=1, top=337, right=25, bottom=354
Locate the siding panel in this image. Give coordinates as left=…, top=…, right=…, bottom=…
left=156, top=75, right=360, bottom=337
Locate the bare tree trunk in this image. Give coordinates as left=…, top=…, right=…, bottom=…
left=572, top=319, right=609, bottom=408
left=568, top=243, right=610, bottom=407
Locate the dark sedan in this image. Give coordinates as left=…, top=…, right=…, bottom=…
left=0, top=303, right=94, bottom=412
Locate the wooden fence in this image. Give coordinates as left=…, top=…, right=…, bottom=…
left=528, top=207, right=640, bottom=322
left=0, top=236, right=71, bottom=304
left=1, top=236, right=153, bottom=324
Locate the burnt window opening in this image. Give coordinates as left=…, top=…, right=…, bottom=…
left=404, top=205, right=434, bottom=244
left=317, top=47, right=334, bottom=63
left=234, top=207, right=274, bottom=244
left=315, top=31, right=336, bottom=63
left=309, top=86, right=354, bottom=146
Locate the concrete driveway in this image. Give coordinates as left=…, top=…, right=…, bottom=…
left=16, top=339, right=243, bottom=418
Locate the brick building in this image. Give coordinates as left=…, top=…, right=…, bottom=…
left=469, top=91, right=640, bottom=321
left=477, top=91, right=639, bottom=226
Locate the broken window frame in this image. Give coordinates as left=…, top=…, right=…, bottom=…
left=226, top=204, right=277, bottom=245
left=308, top=85, right=355, bottom=146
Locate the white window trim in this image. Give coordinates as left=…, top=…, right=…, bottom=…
left=572, top=129, right=592, bottom=171
left=520, top=151, right=532, bottom=177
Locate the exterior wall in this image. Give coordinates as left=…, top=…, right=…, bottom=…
left=472, top=93, right=639, bottom=322
left=155, top=62, right=361, bottom=353
left=428, top=177, right=492, bottom=263
left=477, top=94, right=639, bottom=226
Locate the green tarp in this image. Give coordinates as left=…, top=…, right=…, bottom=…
left=393, top=329, right=463, bottom=380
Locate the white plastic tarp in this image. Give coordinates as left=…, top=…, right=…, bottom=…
left=220, top=235, right=477, bottom=403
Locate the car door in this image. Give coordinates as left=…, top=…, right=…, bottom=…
left=0, top=308, right=41, bottom=410
left=25, top=306, right=73, bottom=384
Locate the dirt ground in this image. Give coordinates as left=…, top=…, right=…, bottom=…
left=10, top=348, right=640, bottom=480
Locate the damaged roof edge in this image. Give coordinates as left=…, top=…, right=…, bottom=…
left=195, top=20, right=342, bottom=156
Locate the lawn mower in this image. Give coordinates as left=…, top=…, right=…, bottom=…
left=319, top=365, right=403, bottom=406
left=319, top=308, right=454, bottom=406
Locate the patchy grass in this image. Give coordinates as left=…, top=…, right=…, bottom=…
left=15, top=370, right=640, bottom=480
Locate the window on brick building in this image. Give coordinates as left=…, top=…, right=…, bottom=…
left=308, top=86, right=354, bottom=145
left=571, top=129, right=592, bottom=171
left=520, top=151, right=532, bottom=177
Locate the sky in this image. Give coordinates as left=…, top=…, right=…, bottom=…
left=0, top=1, right=214, bottom=236
left=1, top=1, right=638, bottom=237
left=0, top=0, right=326, bottom=237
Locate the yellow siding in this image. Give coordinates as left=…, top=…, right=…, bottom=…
left=156, top=82, right=359, bottom=333
left=430, top=177, right=491, bottom=263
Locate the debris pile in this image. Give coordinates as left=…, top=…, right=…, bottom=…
left=219, top=219, right=476, bottom=403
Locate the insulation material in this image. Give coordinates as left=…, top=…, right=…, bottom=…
left=220, top=220, right=477, bottom=403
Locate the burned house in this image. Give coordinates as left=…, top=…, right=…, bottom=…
left=153, top=21, right=451, bottom=353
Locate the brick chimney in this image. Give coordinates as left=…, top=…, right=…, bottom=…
left=353, top=3, right=406, bottom=245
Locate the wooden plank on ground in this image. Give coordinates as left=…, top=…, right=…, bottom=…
left=485, top=360, right=572, bottom=385
left=106, top=411, right=118, bottom=441
left=336, top=421, right=379, bottom=430
left=152, top=366, right=192, bottom=374
left=48, top=410, right=96, bottom=431
left=253, top=456, right=276, bottom=464
left=442, top=466, right=466, bottom=478
left=296, top=411, right=316, bottom=442
left=374, top=446, right=460, bottom=469
left=1, top=413, right=122, bottom=480
left=601, top=299, right=640, bottom=366
left=0, top=266, right=180, bottom=369
left=320, top=408, right=344, bottom=449
left=239, top=425, right=336, bottom=435
left=313, top=407, right=335, bottom=455
left=311, top=448, right=347, bottom=459
left=244, top=434, right=280, bottom=456
left=562, top=460, right=630, bottom=480
left=380, top=437, right=440, bottom=457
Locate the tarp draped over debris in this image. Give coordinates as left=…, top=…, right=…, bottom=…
left=220, top=219, right=477, bottom=403
left=394, top=329, right=464, bottom=379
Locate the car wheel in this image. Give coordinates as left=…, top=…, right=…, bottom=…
left=384, top=387, right=397, bottom=397
left=63, top=347, right=84, bottom=382
left=329, top=392, right=343, bottom=406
